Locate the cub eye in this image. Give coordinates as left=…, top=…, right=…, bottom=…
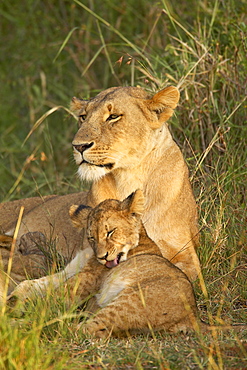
left=106, top=114, right=122, bottom=122
left=107, top=228, right=116, bottom=238
left=88, top=236, right=95, bottom=244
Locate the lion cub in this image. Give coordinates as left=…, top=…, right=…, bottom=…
left=68, top=190, right=199, bottom=338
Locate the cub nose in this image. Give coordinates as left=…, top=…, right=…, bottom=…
left=98, top=252, right=109, bottom=261
left=73, top=142, right=94, bottom=154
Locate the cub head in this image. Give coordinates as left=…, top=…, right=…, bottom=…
left=69, top=190, right=145, bottom=268
left=70, top=86, right=179, bottom=182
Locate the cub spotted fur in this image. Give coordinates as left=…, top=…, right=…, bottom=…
left=9, top=191, right=199, bottom=338
left=1, top=85, right=200, bottom=303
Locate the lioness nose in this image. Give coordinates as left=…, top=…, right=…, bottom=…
left=73, top=142, right=94, bottom=154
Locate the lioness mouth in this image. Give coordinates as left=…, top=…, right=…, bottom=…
left=80, top=159, right=114, bottom=170
left=105, top=252, right=124, bottom=269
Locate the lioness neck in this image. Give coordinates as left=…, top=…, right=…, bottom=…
left=114, top=128, right=175, bottom=200
left=88, top=126, right=175, bottom=205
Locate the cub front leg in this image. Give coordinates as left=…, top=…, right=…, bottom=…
left=81, top=303, right=132, bottom=338
left=80, top=288, right=148, bottom=338
left=63, top=259, right=107, bottom=307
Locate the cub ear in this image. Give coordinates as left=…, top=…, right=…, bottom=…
left=121, top=189, right=145, bottom=216
left=146, top=86, right=180, bottom=129
left=70, top=97, right=88, bottom=116
left=69, top=204, right=91, bottom=229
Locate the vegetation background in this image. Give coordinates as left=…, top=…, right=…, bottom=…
left=0, top=0, right=246, bottom=368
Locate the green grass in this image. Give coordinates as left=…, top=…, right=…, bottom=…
left=0, top=0, right=246, bottom=368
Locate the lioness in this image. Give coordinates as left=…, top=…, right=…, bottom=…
left=0, top=85, right=200, bottom=301
left=9, top=191, right=199, bottom=338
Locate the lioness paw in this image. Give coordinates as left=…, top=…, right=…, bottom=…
left=7, top=279, right=41, bottom=304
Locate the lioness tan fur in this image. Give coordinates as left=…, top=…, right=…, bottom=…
left=9, top=191, right=199, bottom=338
left=0, top=85, right=200, bottom=301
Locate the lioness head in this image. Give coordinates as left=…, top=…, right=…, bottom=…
left=69, top=190, right=145, bottom=268
left=71, top=86, right=179, bottom=182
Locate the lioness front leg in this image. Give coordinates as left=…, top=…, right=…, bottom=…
left=8, top=247, right=93, bottom=304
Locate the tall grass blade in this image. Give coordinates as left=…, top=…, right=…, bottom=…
left=53, top=27, right=79, bottom=63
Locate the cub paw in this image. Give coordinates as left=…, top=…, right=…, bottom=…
left=79, top=319, right=110, bottom=338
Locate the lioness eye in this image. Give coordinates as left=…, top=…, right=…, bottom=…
left=106, top=114, right=122, bottom=122
left=88, top=236, right=95, bottom=244
left=79, top=114, right=87, bottom=121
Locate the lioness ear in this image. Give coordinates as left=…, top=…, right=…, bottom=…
left=70, top=97, right=88, bottom=116
left=121, top=189, right=145, bottom=216
left=146, top=86, right=180, bottom=129
left=69, top=204, right=91, bottom=229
